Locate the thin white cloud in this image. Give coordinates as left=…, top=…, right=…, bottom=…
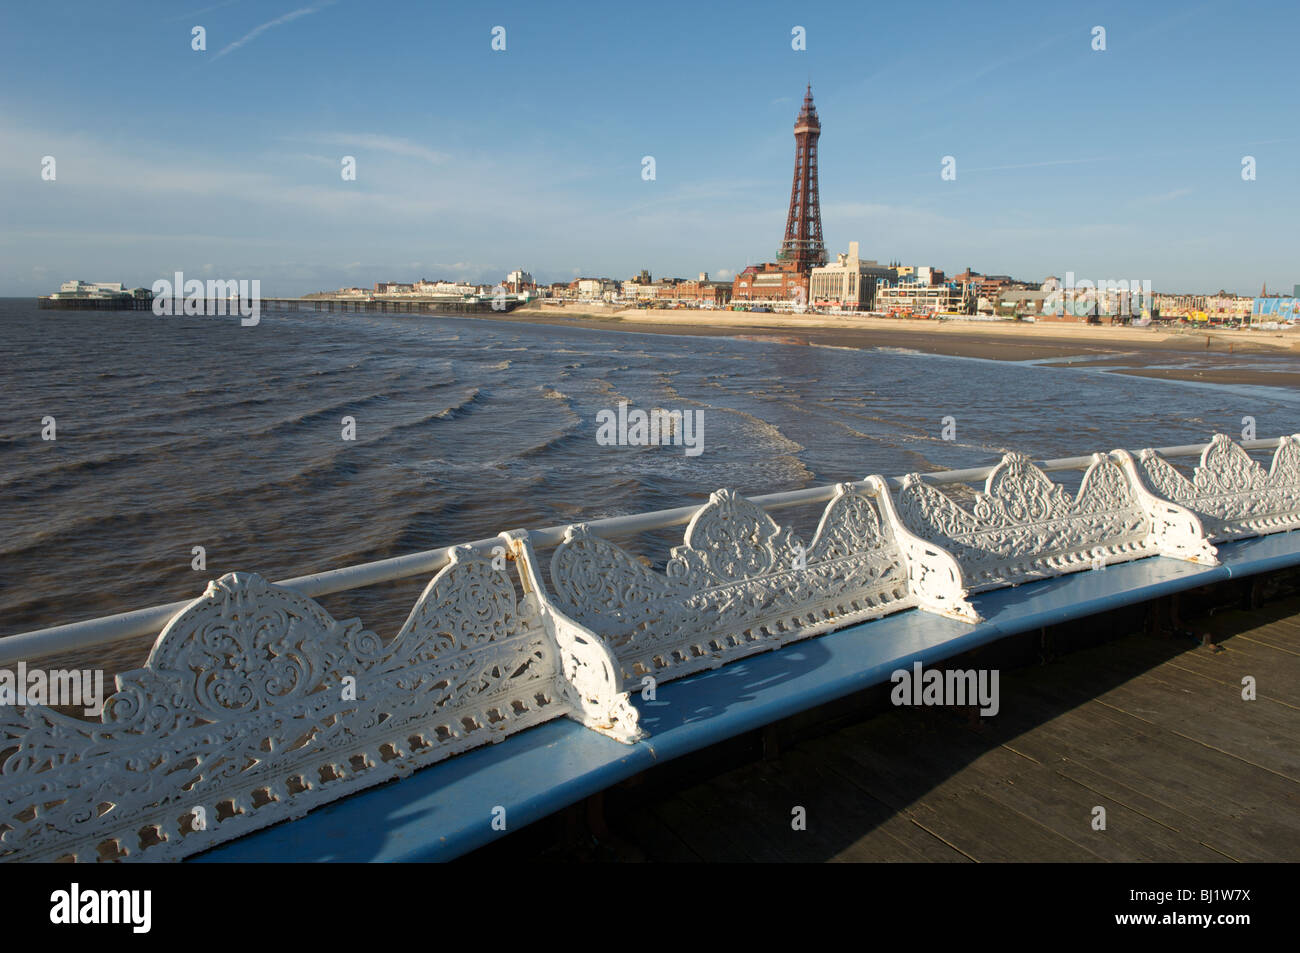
left=1131, top=187, right=1194, bottom=206
left=213, top=1, right=336, bottom=60
left=166, top=0, right=245, bottom=22
left=302, top=132, right=447, bottom=164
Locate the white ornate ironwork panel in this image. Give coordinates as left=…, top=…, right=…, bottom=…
left=0, top=547, right=637, bottom=863
left=544, top=483, right=978, bottom=688
left=1129, top=433, right=1300, bottom=542
left=894, top=452, right=1217, bottom=592
left=501, top=530, right=643, bottom=744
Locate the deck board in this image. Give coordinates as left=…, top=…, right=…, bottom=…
left=777, top=748, right=971, bottom=862
left=573, top=599, right=1300, bottom=862
left=996, top=689, right=1300, bottom=861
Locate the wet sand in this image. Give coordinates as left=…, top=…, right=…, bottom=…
left=483, top=304, right=1300, bottom=389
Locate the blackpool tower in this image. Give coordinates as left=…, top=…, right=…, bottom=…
left=777, top=85, right=827, bottom=272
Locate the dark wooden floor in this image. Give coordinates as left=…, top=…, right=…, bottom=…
left=471, top=595, right=1300, bottom=863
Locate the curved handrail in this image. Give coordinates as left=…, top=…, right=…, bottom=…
left=0, top=437, right=1288, bottom=666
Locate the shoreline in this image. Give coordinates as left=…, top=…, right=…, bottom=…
left=470, top=303, right=1300, bottom=389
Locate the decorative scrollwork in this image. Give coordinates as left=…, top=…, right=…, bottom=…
left=547, top=483, right=964, bottom=686
left=7, top=437, right=1271, bottom=865
left=1133, top=434, right=1300, bottom=541
left=896, top=453, right=1177, bottom=590
left=1, top=549, right=638, bottom=864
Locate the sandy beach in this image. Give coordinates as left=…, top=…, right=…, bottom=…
left=479, top=302, right=1300, bottom=389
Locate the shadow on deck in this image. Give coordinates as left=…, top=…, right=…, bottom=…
left=464, top=583, right=1300, bottom=863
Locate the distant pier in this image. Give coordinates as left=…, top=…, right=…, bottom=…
left=35, top=293, right=525, bottom=315
left=37, top=291, right=154, bottom=311
left=260, top=296, right=525, bottom=315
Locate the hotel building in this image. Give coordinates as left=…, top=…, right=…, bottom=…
left=809, top=242, right=897, bottom=310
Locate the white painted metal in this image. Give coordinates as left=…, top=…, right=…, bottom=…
left=1129, top=433, right=1300, bottom=542
left=543, top=480, right=978, bottom=689
left=3, top=437, right=1287, bottom=665
left=893, top=451, right=1218, bottom=592
left=0, top=545, right=637, bottom=863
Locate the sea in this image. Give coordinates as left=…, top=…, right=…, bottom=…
left=2, top=300, right=1297, bottom=671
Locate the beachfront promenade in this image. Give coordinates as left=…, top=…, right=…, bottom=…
left=2, top=434, right=1298, bottom=863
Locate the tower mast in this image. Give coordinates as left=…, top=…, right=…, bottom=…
left=778, top=84, right=827, bottom=272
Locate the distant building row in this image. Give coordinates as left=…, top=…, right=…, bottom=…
left=336, top=264, right=1296, bottom=325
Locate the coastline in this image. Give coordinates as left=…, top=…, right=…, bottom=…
left=473, top=303, right=1300, bottom=389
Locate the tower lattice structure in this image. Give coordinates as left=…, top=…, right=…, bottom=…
left=777, top=85, right=827, bottom=272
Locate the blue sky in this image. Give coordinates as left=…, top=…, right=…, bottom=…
left=1, top=0, right=1296, bottom=296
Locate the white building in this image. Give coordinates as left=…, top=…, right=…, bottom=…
left=621, top=281, right=659, bottom=301
left=577, top=278, right=618, bottom=301
left=809, top=242, right=896, bottom=310
left=874, top=281, right=973, bottom=315
left=59, top=280, right=126, bottom=295
left=505, top=270, right=535, bottom=292
left=412, top=280, right=477, bottom=296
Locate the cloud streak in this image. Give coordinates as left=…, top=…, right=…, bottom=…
left=301, top=132, right=447, bottom=164
left=213, top=1, right=336, bottom=60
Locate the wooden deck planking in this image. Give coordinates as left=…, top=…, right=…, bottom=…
left=456, top=596, right=1300, bottom=863
left=879, top=712, right=1226, bottom=863
left=776, top=748, right=972, bottom=862
left=988, top=687, right=1297, bottom=861
left=802, top=723, right=1102, bottom=863
left=599, top=601, right=1300, bottom=862
left=973, top=637, right=1300, bottom=858
left=1047, top=654, right=1300, bottom=780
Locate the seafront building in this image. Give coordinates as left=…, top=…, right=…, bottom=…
left=576, top=278, right=619, bottom=301
left=652, top=274, right=733, bottom=306
left=1254, top=295, right=1300, bottom=322
left=621, top=280, right=659, bottom=302
left=505, top=270, right=535, bottom=293
left=952, top=268, right=1029, bottom=313
left=1205, top=292, right=1255, bottom=321
left=731, top=262, right=809, bottom=304
left=808, top=242, right=896, bottom=311
left=993, top=288, right=1050, bottom=318
left=874, top=279, right=974, bottom=315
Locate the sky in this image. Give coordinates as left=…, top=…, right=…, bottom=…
left=0, top=0, right=1296, bottom=297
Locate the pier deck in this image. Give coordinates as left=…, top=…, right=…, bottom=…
left=467, top=594, right=1300, bottom=863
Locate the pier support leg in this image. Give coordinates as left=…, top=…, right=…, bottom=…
left=1146, top=594, right=1195, bottom=642
left=585, top=791, right=610, bottom=840
left=762, top=723, right=781, bottom=761
left=1244, top=577, right=1265, bottom=612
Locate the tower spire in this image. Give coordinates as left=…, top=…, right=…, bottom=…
left=777, top=85, right=827, bottom=272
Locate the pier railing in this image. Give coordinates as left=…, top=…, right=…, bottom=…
left=2, top=433, right=1298, bottom=862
